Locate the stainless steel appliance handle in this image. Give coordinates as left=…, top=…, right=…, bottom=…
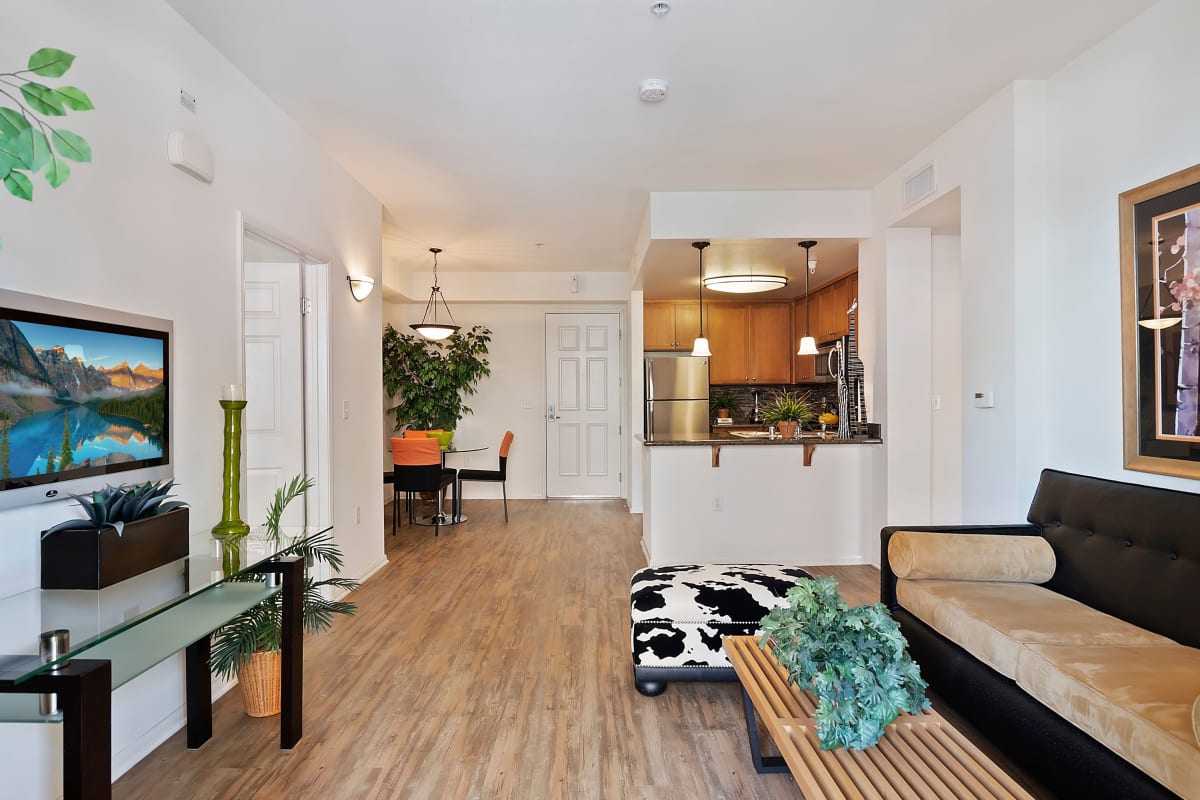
left=827, top=344, right=839, bottom=378
left=646, top=400, right=654, bottom=441
left=645, top=361, right=654, bottom=401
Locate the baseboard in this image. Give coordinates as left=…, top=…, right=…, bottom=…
left=110, top=678, right=236, bottom=781
left=357, top=556, right=389, bottom=584
left=640, top=537, right=650, bottom=566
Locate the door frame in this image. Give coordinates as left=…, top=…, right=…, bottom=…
left=235, top=212, right=333, bottom=529
left=543, top=307, right=626, bottom=500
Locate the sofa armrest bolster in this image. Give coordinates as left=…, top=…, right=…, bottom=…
left=889, top=530, right=1055, bottom=583
left=880, top=524, right=1041, bottom=607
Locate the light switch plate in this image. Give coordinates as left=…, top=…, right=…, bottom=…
left=342, top=400, right=350, bottom=419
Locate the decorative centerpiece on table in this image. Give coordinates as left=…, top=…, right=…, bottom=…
left=40, top=479, right=189, bottom=589
left=212, top=383, right=249, bottom=575
left=759, top=576, right=930, bottom=750
left=382, top=324, right=492, bottom=443
left=761, top=389, right=815, bottom=439
left=210, top=475, right=359, bottom=717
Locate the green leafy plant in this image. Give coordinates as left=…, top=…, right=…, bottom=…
left=709, top=389, right=742, bottom=418
left=759, top=576, right=930, bottom=750
left=210, top=478, right=359, bottom=681
left=265, top=474, right=315, bottom=543
left=382, top=323, right=492, bottom=431
left=42, top=479, right=187, bottom=538
left=0, top=48, right=95, bottom=247
left=761, top=389, right=815, bottom=426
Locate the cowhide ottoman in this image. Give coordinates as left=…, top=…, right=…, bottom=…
left=630, top=564, right=812, bottom=696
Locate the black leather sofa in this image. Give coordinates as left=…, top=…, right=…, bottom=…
left=881, top=469, right=1200, bottom=800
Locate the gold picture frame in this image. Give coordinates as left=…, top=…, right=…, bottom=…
left=1120, top=163, right=1200, bottom=479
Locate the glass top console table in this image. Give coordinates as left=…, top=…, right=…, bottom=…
left=0, top=526, right=326, bottom=800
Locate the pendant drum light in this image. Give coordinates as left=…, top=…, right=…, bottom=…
left=410, top=247, right=461, bottom=341
left=691, top=241, right=712, bottom=357
left=797, top=240, right=819, bottom=356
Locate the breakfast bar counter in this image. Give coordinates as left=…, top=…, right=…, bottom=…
left=639, top=434, right=884, bottom=566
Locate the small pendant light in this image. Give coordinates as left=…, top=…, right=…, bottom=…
left=410, top=247, right=461, bottom=341
left=797, top=240, right=819, bottom=356
left=691, top=241, right=712, bottom=357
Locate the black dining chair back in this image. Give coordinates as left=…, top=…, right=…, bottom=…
left=455, top=431, right=514, bottom=522
left=391, top=437, right=456, bottom=537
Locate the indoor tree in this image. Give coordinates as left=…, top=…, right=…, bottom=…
left=382, top=324, right=492, bottom=431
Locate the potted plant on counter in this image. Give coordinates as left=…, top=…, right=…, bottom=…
left=710, top=389, right=742, bottom=422
left=761, top=390, right=814, bottom=439
left=210, top=476, right=359, bottom=717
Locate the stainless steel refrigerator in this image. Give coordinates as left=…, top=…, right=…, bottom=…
left=644, top=354, right=710, bottom=441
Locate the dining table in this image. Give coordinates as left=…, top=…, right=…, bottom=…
left=410, top=443, right=488, bottom=527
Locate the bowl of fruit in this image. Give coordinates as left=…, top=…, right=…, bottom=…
left=818, top=412, right=839, bottom=438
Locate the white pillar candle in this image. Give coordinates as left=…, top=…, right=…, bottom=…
left=221, top=383, right=245, bottom=402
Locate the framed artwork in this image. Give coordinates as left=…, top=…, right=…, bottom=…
left=1120, top=163, right=1200, bottom=479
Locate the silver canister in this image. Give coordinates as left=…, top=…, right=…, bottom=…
left=39, top=629, right=70, bottom=716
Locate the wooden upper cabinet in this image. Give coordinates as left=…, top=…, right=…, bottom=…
left=748, top=303, right=793, bottom=384
left=643, top=301, right=703, bottom=350
left=707, top=304, right=749, bottom=384
left=815, top=276, right=853, bottom=341
left=643, top=302, right=677, bottom=350
left=794, top=354, right=817, bottom=382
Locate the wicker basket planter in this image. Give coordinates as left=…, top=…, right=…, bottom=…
left=238, top=650, right=281, bottom=717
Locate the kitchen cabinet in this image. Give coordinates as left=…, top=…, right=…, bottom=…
left=707, top=304, right=749, bottom=384
left=748, top=303, right=793, bottom=383
left=707, top=302, right=791, bottom=384
left=816, top=278, right=852, bottom=341
left=643, top=301, right=701, bottom=350
left=794, top=354, right=817, bottom=382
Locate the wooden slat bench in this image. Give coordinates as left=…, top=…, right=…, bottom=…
left=723, top=636, right=1037, bottom=800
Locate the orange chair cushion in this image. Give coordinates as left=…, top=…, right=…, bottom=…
left=391, top=437, right=441, bottom=466
left=500, top=430, right=514, bottom=458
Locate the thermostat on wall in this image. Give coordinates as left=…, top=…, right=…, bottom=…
left=167, top=130, right=214, bottom=183
left=973, top=391, right=995, bottom=408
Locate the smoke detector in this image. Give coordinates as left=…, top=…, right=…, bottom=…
left=639, top=78, right=669, bottom=103
left=650, top=2, right=671, bottom=17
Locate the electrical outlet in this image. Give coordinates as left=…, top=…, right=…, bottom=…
left=712, top=496, right=723, bottom=512
left=931, top=394, right=942, bottom=411
left=342, top=400, right=350, bottom=420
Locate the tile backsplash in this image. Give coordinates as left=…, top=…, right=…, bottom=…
left=710, top=384, right=839, bottom=425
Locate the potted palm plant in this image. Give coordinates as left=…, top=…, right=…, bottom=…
left=761, top=389, right=815, bottom=439
left=210, top=476, right=359, bottom=717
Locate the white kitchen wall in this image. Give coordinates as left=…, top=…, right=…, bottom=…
left=382, top=302, right=629, bottom=503
left=1043, top=0, right=1200, bottom=491
left=0, top=1, right=383, bottom=795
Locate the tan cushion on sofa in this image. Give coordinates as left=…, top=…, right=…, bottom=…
left=1016, top=643, right=1200, bottom=799
left=1194, top=695, right=1200, bottom=748
left=889, top=531, right=1055, bottom=582
left=895, top=580, right=1174, bottom=679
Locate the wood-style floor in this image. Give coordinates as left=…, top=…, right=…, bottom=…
left=114, top=499, right=879, bottom=799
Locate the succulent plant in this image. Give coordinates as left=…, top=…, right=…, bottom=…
left=42, top=479, right=187, bottom=538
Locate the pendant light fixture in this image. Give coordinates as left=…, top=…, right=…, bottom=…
left=691, top=241, right=712, bottom=357
left=797, top=240, right=819, bottom=356
left=410, top=247, right=461, bottom=341
left=703, top=273, right=788, bottom=293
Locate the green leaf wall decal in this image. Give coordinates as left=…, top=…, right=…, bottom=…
left=0, top=108, right=28, bottom=140
left=4, top=170, right=33, bottom=201
left=55, top=86, right=94, bottom=111
left=27, top=48, right=76, bottom=78
left=43, top=154, right=69, bottom=188
left=19, top=83, right=67, bottom=116
left=51, top=130, right=90, bottom=162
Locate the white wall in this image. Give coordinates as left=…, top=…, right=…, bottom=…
left=930, top=234, right=964, bottom=522
left=1043, top=0, right=1200, bottom=492
left=0, top=1, right=383, bottom=795
left=382, top=302, right=628, bottom=502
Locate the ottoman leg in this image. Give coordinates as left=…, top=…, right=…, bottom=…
left=635, top=679, right=668, bottom=697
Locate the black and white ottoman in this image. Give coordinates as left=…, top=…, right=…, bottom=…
left=630, top=564, right=812, bottom=696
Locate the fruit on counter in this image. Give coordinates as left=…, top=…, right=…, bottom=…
left=818, top=412, right=839, bottom=425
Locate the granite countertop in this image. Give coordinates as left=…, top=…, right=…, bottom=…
left=638, top=431, right=883, bottom=446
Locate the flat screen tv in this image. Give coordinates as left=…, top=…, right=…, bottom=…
left=0, top=289, right=172, bottom=511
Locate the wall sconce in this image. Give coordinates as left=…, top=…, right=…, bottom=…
left=346, top=275, right=375, bottom=302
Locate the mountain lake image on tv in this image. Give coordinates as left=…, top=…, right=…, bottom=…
left=0, top=308, right=168, bottom=490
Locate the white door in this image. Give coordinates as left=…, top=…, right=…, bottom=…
left=545, top=313, right=622, bottom=498
left=244, top=261, right=306, bottom=527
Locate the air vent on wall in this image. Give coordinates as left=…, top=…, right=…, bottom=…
left=903, top=162, right=936, bottom=208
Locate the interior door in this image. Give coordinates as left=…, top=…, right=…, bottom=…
left=244, top=261, right=306, bottom=526
left=545, top=313, right=622, bottom=498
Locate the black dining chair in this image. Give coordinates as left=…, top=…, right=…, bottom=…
left=455, top=431, right=514, bottom=522
left=391, top=436, right=456, bottom=537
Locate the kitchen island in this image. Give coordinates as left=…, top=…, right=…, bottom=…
left=640, top=433, right=884, bottom=566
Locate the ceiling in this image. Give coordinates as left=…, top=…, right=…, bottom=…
left=641, top=238, right=859, bottom=301
left=168, top=0, right=1154, bottom=282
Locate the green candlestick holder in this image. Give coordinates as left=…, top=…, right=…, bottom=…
left=212, top=398, right=249, bottom=574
